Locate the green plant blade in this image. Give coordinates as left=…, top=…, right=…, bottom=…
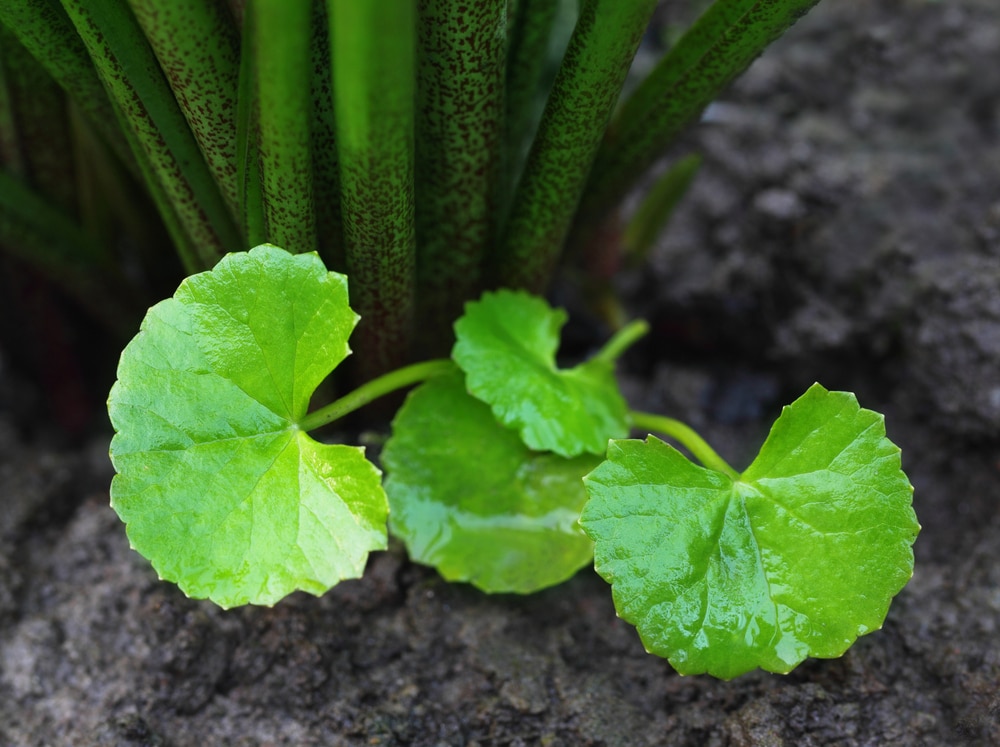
left=0, top=170, right=137, bottom=334
left=581, top=384, right=920, bottom=679
left=329, top=0, right=416, bottom=379
left=414, top=0, right=505, bottom=345
left=0, top=0, right=136, bottom=176
left=0, top=23, right=76, bottom=213
left=623, top=153, right=702, bottom=265
left=0, top=170, right=105, bottom=267
left=578, top=0, right=821, bottom=225
left=108, top=245, right=388, bottom=608
left=383, top=371, right=598, bottom=594
left=308, top=0, right=343, bottom=272
left=452, top=289, right=628, bottom=457
left=234, top=5, right=265, bottom=249
left=495, top=0, right=658, bottom=293
left=128, top=0, right=241, bottom=217
left=504, top=0, right=562, bottom=197
left=252, top=0, right=317, bottom=255
left=59, top=0, right=240, bottom=269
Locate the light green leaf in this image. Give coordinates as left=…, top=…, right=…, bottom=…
left=383, top=371, right=598, bottom=593
left=452, top=289, right=628, bottom=457
left=108, top=245, right=388, bottom=608
left=580, top=383, right=919, bottom=679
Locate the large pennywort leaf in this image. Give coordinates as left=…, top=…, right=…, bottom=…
left=581, top=384, right=919, bottom=679
left=383, top=371, right=598, bottom=593
left=452, top=289, right=628, bottom=457
left=108, top=245, right=387, bottom=608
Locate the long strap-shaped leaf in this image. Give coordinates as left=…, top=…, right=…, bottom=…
left=59, top=0, right=240, bottom=270
left=234, top=4, right=265, bottom=250
left=0, top=26, right=27, bottom=176
left=0, top=0, right=135, bottom=175
left=0, top=24, right=121, bottom=292
left=127, top=0, right=241, bottom=218
left=578, top=0, right=821, bottom=224
left=0, top=171, right=105, bottom=266
left=309, top=0, right=343, bottom=272
left=0, top=170, right=137, bottom=333
left=495, top=0, right=658, bottom=293
left=329, top=0, right=416, bottom=378
left=503, top=0, right=562, bottom=202
left=415, top=0, right=506, bottom=343
left=0, top=24, right=78, bottom=217
left=252, top=0, right=317, bottom=255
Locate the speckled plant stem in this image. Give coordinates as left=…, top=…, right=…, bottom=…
left=309, top=0, right=344, bottom=273
left=0, top=24, right=78, bottom=227
left=329, top=0, right=416, bottom=379
left=0, top=0, right=135, bottom=177
left=58, top=0, right=240, bottom=272
left=234, top=5, right=264, bottom=250
left=577, top=0, right=823, bottom=231
left=495, top=0, right=658, bottom=294
left=504, top=0, right=561, bottom=204
left=414, top=0, right=506, bottom=347
left=0, top=26, right=137, bottom=330
left=253, top=0, right=317, bottom=255
left=128, top=0, right=241, bottom=220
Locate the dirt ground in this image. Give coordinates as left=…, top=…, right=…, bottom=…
left=2, top=0, right=999, bottom=744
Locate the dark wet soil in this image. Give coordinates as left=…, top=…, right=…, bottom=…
left=3, top=0, right=999, bottom=744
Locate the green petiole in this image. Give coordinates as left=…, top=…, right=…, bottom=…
left=301, top=311, right=645, bottom=434
left=592, top=318, right=649, bottom=365
left=298, top=359, right=456, bottom=432
left=628, top=410, right=738, bottom=479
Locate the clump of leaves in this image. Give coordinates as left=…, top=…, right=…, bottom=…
left=2, top=0, right=824, bottom=381
left=109, top=246, right=919, bottom=679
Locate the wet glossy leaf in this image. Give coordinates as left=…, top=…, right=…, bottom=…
left=108, top=245, right=388, bottom=608
left=581, top=384, right=919, bottom=679
left=452, top=289, right=628, bottom=457
left=383, top=370, right=598, bottom=593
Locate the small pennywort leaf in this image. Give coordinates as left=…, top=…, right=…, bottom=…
left=383, top=370, right=598, bottom=593
left=581, top=383, right=919, bottom=679
left=108, top=245, right=388, bottom=608
left=452, top=289, right=628, bottom=457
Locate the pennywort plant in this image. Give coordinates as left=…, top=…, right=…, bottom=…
left=4, top=0, right=920, bottom=680
left=109, top=246, right=919, bottom=679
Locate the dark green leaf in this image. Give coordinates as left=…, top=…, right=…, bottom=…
left=59, top=0, right=240, bottom=270
left=252, top=0, right=317, bottom=254
left=579, top=0, right=821, bottom=224
left=496, top=0, right=658, bottom=292
left=383, top=371, right=597, bottom=594
left=415, top=0, right=505, bottom=343
left=329, top=0, right=416, bottom=378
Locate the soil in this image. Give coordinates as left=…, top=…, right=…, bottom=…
left=2, top=0, right=999, bottom=744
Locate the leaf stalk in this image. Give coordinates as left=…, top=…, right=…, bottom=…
left=299, top=359, right=455, bottom=432
left=628, top=410, right=738, bottom=479
left=593, top=319, right=649, bottom=365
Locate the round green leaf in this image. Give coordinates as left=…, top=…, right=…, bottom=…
left=383, top=371, right=598, bottom=593
left=580, top=383, right=919, bottom=679
left=452, top=289, right=628, bottom=457
left=108, top=245, right=388, bottom=608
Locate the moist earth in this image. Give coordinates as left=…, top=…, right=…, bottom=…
left=2, top=0, right=999, bottom=744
